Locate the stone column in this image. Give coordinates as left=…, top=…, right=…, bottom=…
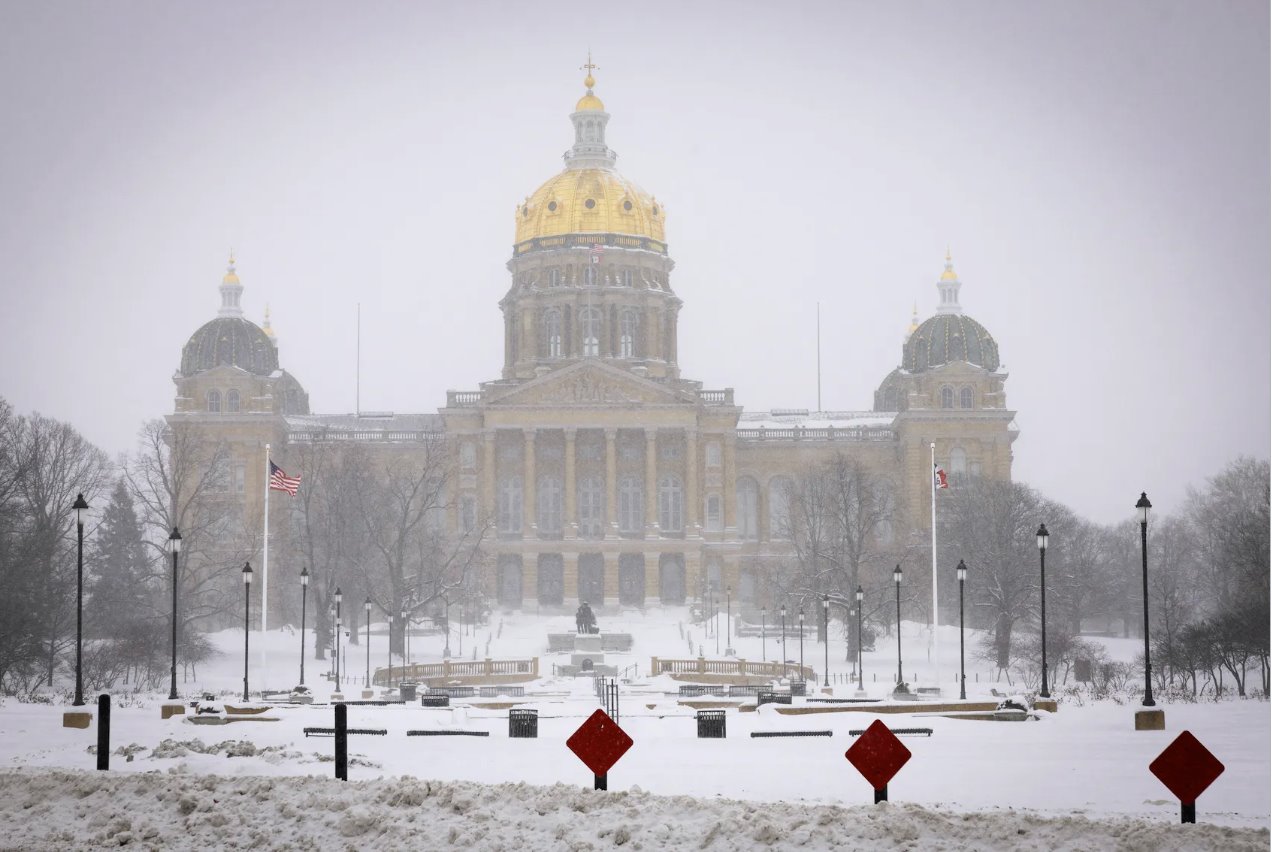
left=563, top=551, right=580, bottom=603
left=605, top=428, right=618, bottom=538
left=645, top=429, right=659, bottom=539
left=685, top=428, right=699, bottom=535
left=523, top=429, right=536, bottom=538
left=482, top=430, right=497, bottom=524
left=723, top=433, right=737, bottom=533
left=603, top=551, right=619, bottom=606
left=564, top=428, right=577, bottom=539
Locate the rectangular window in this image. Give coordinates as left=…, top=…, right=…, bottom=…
left=706, top=442, right=722, bottom=468
left=461, top=496, right=477, bottom=533
left=705, top=494, right=722, bottom=531
left=232, top=463, right=246, bottom=494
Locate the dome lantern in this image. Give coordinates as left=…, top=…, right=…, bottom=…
left=218, top=252, right=244, bottom=318
left=566, top=54, right=616, bottom=170
left=936, top=247, right=963, bottom=316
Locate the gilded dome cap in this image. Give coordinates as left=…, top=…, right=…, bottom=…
left=515, top=168, right=664, bottom=244
left=903, top=313, right=1000, bottom=373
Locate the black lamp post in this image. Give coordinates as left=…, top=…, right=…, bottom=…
left=761, top=606, right=767, bottom=662
left=714, top=591, right=720, bottom=654
left=798, top=608, right=805, bottom=679
left=71, top=493, right=89, bottom=706
left=241, top=562, right=253, bottom=701
left=167, top=527, right=182, bottom=700
left=893, top=564, right=903, bottom=686
left=855, top=586, right=865, bottom=692
left=299, top=567, right=309, bottom=686
left=1137, top=492, right=1155, bottom=707
left=957, top=559, right=967, bottom=700
left=334, top=587, right=342, bottom=688
left=386, top=612, right=394, bottom=689
left=364, top=596, right=372, bottom=689
left=1036, top=523, right=1051, bottom=698
left=779, top=604, right=787, bottom=678
left=438, top=602, right=446, bottom=660
left=821, top=594, right=830, bottom=687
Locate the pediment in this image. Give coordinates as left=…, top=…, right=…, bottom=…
left=484, top=362, right=693, bottom=407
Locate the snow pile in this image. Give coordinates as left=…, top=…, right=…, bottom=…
left=1, top=768, right=1266, bottom=851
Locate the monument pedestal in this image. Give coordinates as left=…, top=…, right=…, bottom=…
left=160, top=703, right=186, bottom=720
left=62, top=710, right=92, bottom=729
left=1135, top=708, right=1166, bottom=730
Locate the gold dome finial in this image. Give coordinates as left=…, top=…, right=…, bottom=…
left=223, top=249, right=240, bottom=285
left=905, top=301, right=921, bottom=341
left=576, top=51, right=604, bottom=111
left=262, top=303, right=276, bottom=340
left=941, top=246, right=958, bottom=281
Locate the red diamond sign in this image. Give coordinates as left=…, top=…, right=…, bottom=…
left=1150, top=730, right=1225, bottom=805
left=846, top=719, right=912, bottom=790
left=567, top=709, right=633, bottom=777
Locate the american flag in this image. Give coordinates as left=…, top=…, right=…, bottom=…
left=933, top=464, right=949, bottom=490
left=590, top=243, right=604, bottom=264
left=269, top=461, right=301, bottom=496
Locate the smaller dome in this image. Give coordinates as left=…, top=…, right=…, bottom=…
left=903, top=313, right=1000, bottom=373
left=576, top=92, right=605, bottom=111
left=181, top=316, right=279, bottom=377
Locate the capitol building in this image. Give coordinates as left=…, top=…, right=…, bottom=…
left=169, top=70, right=1016, bottom=618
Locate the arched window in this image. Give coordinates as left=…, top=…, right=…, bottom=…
left=543, top=309, right=562, bottom=358
left=620, top=309, right=638, bottom=358
left=580, top=307, right=602, bottom=357
left=498, top=476, right=523, bottom=534
left=737, top=476, right=759, bottom=540
left=226, top=389, right=240, bottom=413
left=949, top=447, right=967, bottom=486
left=941, top=387, right=955, bottom=409
left=618, top=475, right=643, bottom=534
left=578, top=476, right=604, bottom=538
left=583, top=265, right=597, bottom=286
left=548, top=268, right=562, bottom=287
left=960, top=386, right=974, bottom=409
left=206, top=390, right=221, bottom=413
left=658, top=475, right=683, bottom=533
left=768, top=476, right=792, bottom=539
left=537, top=476, right=563, bottom=536
left=704, top=493, right=722, bottom=532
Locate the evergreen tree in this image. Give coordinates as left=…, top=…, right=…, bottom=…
left=88, top=477, right=153, bottom=638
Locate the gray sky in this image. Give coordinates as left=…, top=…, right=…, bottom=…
left=0, top=1, right=1267, bottom=525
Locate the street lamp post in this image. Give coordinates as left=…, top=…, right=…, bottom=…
left=855, top=586, right=865, bottom=693
left=1036, top=523, right=1051, bottom=698
left=822, top=594, right=830, bottom=687
left=71, top=493, right=89, bottom=706
left=334, top=587, right=342, bottom=688
left=780, top=604, right=787, bottom=678
left=439, top=602, right=447, bottom=659
left=957, top=559, right=967, bottom=700
left=386, top=613, right=394, bottom=690
left=893, top=565, right=903, bottom=686
left=725, top=586, right=734, bottom=656
left=714, top=591, right=720, bottom=655
left=299, top=567, right=309, bottom=686
left=761, top=607, right=767, bottom=662
left=167, top=527, right=182, bottom=701
left=798, top=608, right=805, bottom=679
left=1137, top=492, right=1155, bottom=707
left=242, top=563, right=253, bottom=702
left=364, top=597, right=372, bottom=689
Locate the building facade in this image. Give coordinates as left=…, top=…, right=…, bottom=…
left=169, top=71, right=1017, bottom=618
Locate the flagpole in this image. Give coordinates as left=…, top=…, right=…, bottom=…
left=930, top=441, right=940, bottom=692
left=262, top=443, right=270, bottom=683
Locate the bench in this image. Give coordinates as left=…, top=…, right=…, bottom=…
left=303, top=727, right=388, bottom=737
left=428, top=687, right=476, bottom=698
left=807, top=697, right=881, bottom=704
left=479, top=686, right=525, bottom=698
left=406, top=730, right=490, bottom=737
left=728, top=685, right=764, bottom=698
left=757, top=692, right=793, bottom=706
left=750, top=730, right=833, bottom=738
left=848, top=727, right=933, bottom=737
left=420, top=695, right=450, bottom=707
left=680, top=685, right=728, bottom=697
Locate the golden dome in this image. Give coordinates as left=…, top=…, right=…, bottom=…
left=515, top=168, right=665, bottom=245
left=576, top=92, right=605, bottom=111
left=940, top=247, right=958, bottom=281
left=223, top=253, right=240, bottom=285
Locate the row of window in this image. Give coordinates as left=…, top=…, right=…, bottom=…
left=940, top=386, right=976, bottom=409
left=542, top=307, right=640, bottom=358
left=491, top=474, right=795, bottom=540
left=206, top=389, right=242, bottom=413
left=459, top=438, right=726, bottom=471
left=523, top=267, right=665, bottom=289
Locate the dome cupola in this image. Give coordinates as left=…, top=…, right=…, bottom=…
left=902, top=251, right=1000, bottom=372
left=180, top=258, right=279, bottom=377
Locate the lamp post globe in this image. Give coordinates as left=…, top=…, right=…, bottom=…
left=893, top=565, right=903, bottom=687
left=299, top=567, right=309, bottom=686
left=956, top=559, right=968, bottom=700
left=821, top=594, right=830, bottom=687
left=241, top=562, right=253, bottom=701
left=167, top=527, right=182, bottom=701
left=854, top=586, right=865, bottom=692
left=1136, top=492, right=1155, bottom=707
left=71, top=493, right=89, bottom=707
left=1036, top=523, right=1051, bottom=698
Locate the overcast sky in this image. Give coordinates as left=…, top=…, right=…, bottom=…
left=0, top=1, right=1266, bottom=525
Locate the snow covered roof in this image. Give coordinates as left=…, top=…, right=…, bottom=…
left=286, top=412, right=444, bottom=442
left=738, top=410, right=896, bottom=430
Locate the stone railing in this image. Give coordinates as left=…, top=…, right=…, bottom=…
left=698, top=389, right=735, bottom=406
left=650, top=656, right=814, bottom=682
left=447, top=390, right=483, bottom=407
left=736, top=426, right=895, bottom=442
left=373, top=657, right=538, bottom=687
left=288, top=429, right=444, bottom=443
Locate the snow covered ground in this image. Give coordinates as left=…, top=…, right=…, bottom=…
left=0, top=608, right=1267, bottom=849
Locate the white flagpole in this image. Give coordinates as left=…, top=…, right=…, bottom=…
left=930, top=441, right=940, bottom=692
left=262, top=444, right=270, bottom=680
